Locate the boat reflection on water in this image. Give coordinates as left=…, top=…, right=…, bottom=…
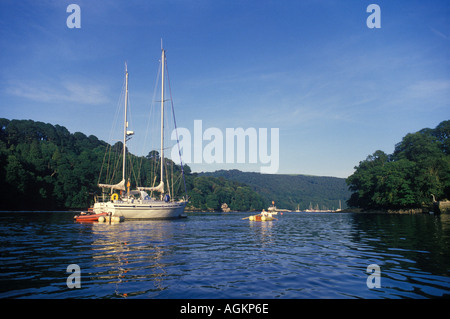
left=88, top=220, right=182, bottom=298
left=248, top=219, right=275, bottom=248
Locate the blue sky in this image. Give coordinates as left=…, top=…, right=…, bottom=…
left=0, top=0, right=449, bottom=178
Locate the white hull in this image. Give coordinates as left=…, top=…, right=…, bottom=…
left=93, top=200, right=187, bottom=219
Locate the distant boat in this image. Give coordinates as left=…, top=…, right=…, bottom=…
left=221, top=203, right=231, bottom=212
left=334, top=200, right=342, bottom=212
left=267, top=201, right=278, bottom=215
left=305, top=202, right=334, bottom=213
left=93, top=46, right=187, bottom=219
left=244, top=211, right=277, bottom=222
left=249, top=214, right=276, bottom=222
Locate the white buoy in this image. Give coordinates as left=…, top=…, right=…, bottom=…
left=98, top=216, right=105, bottom=222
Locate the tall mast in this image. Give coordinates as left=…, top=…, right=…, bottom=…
left=97, top=63, right=132, bottom=193
left=123, top=63, right=129, bottom=182
left=160, top=48, right=165, bottom=191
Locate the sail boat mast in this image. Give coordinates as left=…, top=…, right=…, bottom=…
left=160, top=49, right=165, bottom=194
left=97, top=63, right=132, bottom=192
left=135, top=50, right=164, bottom=195
left=123, top=63, right=129, bottom=183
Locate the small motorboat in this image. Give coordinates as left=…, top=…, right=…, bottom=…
left=250, top=214, right=275, bottom=221
left=244, top=212, right=277, bottom=222
left=74, top=211, right=109, bottom=222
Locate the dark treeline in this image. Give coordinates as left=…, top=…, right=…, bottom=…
left=346, top=120, right=450, bottom=210
left=0, top=118, right=265, bottom=211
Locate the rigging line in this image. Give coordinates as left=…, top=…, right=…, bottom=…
left=171, top=172, right=182, bottom=195
left=106, top=144, right=116, bottom=185
left=160, top=145, right=174, bottom=151
left=164, top=158, right=170, bottom=199
left=143, top=59, right=162, bottom=155
left=99, top=75, right=126, bottom=186
left=148, top=58, right=163, bottom=190
left=108, top=143, right=122, bottom=187
left=165, top=59, right=188, bottom=198
left=98, top=143, right=109, bottom=185
left=109, top=77, right=127, bottom=144
left=128, top=154, right=139, bottom=189
left=138, top=59, right=162, bottom=184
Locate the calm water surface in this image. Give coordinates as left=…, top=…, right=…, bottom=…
left=0, top=212, right=449, bottom=299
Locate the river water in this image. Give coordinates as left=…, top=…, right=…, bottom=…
left=0, top=211, right=449, bottom=299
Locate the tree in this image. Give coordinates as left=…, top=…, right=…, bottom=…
left=146, top=150, right=160, bottom=160
left=347, top=120, right=450, bottom=210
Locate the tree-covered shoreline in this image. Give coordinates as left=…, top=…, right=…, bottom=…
left=199, top=169, right=350, bottom=211
left=0, top=118, right=267, bottom=211
left=346, top=120, right=450, bottom=212
left=8, top=118, right=446, bottom=214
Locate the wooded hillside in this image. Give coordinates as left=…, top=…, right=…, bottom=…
left=346, top=120, right=450, bottom=210
left=0, top=118, right=354, bottom=212
left=0, top=118, right=266, bottom=211
left=199, top=170, right=350, bottom=211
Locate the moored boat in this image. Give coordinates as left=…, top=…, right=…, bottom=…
left=74, top=211, right=124, bottom=222
left=246, top=211, right=277, bottom=221
left=94, top=45, right=188, bottom=219
left=74, top=211, right=109, bottom=222
left=249, top=214, right=275, bottom=221
left=267, top=201, right=278, bottom=215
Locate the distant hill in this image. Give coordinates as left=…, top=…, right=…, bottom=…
left=199, top=169, right=351, bottom=211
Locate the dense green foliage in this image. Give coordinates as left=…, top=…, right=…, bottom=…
left=200, top=170, right=350, bottom=211
left=185, top=175, right=265, bottom=211
left=0, top=119, right=106, bottom=210
left=0, top=118, right=265, bottom=211
left=346, top=120, right=450, bottom=210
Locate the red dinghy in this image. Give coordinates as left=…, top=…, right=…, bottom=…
left=74, top=212, right=109, bottom=222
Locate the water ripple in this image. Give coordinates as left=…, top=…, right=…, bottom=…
left=0, top=212, right=449, bottom=298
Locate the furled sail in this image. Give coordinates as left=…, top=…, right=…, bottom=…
left=137, top=181, right=164, bottom=193
left=98, top=179, right=126, bottom=191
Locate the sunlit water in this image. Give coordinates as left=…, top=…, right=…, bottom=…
left=0, top=212, right=449, bottom=299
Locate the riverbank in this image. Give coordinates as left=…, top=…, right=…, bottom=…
left=340, top=208, right=426, bottom=214
left=340, top=204, right=449, bottom=214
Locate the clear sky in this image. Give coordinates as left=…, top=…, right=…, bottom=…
left=1, top=0, right=449, bottom=178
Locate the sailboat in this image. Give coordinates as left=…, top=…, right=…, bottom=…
left=93, top=47, right=187, bottom=219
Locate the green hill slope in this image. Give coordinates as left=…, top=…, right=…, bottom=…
left=199, top=169, right=350, bottom=211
